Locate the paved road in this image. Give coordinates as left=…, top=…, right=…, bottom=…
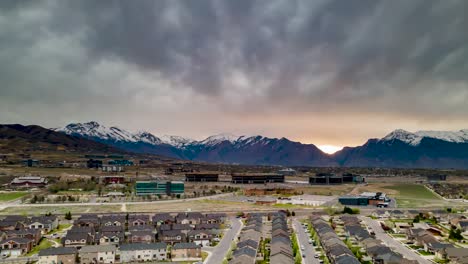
left=360, top=216, right=431, bottom=264
left=292, top=219, right=320, bottom=264
left=205, top=217, right=243, bottom=264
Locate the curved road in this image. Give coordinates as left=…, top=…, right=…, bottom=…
left=360, top=216, right=431, bottom=264
left=205, top=217, right=243, bottom=264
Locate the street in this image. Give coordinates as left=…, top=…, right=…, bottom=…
left=360, top=216, right=431, bottom=264
left=204, top=217, right=243, bottom=264
left=292, top=219, right=320, bottom=264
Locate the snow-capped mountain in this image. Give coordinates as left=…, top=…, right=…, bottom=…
left=54, top=122, right=468, bottom=168
left=381, top=129, right=468, bottom=146
left=56, top=121, right=335, bottom=166
left=334, top=128, right=468, bottom=168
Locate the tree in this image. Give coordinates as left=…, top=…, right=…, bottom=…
left=65, top=211, right=72, bottom=220
left=449, top=228, right=463, bottom=240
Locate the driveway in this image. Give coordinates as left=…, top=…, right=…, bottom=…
left=360, top=216, right=431, bottom=264
left=292, top=219, right=320, bottom=264
left=204, top=217, right=243, bottom=264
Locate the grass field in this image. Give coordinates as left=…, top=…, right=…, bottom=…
left=0, top=192, right=28, bottom=202
left=387, top=184, right=448, bottom=208
left=352, top=183, right=464, bottom=208
left=26, top=239, right=53, bottom=256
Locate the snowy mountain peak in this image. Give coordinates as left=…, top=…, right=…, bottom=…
left=160, top=135, right=195, bottom=147
left=382, top=129, right=468, bottom=146
left=200, top=133, right=240, bottom=146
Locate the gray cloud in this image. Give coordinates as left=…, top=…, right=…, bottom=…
left=1, top=0, right=468, bottom=146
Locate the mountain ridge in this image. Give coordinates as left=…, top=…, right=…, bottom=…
left=3, top=121, right=468, bottom=168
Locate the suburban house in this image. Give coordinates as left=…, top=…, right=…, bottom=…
left=0, top=237, right=33, bottom=257
left=119, top=243, right=168, bottom=262
left=171, top=242, right=202, bottom=261
left=152, top=213, right=176, bottom=226
left=188, top=230, right=212, bottom=247
left=96, top=232, right=124, bottom=245
left=79, top=245, right=116, bottom=264
left=128, top=215, right=150, bottom=226
left=38, top=247, right=77, bottom=264
left=176, top=212, right=204, bottom=225
left=28, top=215, right=59, bottom=234
left=100, top=215, right=126, bottom=227
left=159, top=230, right=186, bottom=244
left=4, top=229, right=41, bottom=245
left=441, top=247, right=468, bottom=263
left=75, top=215, right=100, bottom=230
left=128, top=230, right=155, bottom=243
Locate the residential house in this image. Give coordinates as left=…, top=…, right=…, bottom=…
left=63, top=226, right=95, bottom=248
left=188, top=230, right=212, bottom=247
left=442, top=248, right=468, bottom=263
left=4, top=229, right=41, bottom=245
left=0, top=238, right=33, bottom=257
left=75, top=215, right=100, bottom=230
left=38, top=247, right=77, bottom=264
left=79, top=245, right=116, bottom=264
left=171, top=242, right=202, bottom=262
left=128, top=215, right=150, bottom=226
left=119, top=243, right=167, bottom=262
left=96, top=232, right=124, bottom=245
left=159, top=230, right=186, bottom=244
left=152, top=213, right=175, bottom=226
left=176, top=212, right=204, bottom=225
left=28, top=215, right=59, bottom=234
left=63, top=232, right=92, bottom=248
left=230, top=247, right=256, bottom=264
left=100, top=215, right=126, bottom=227
left=128, top=230, right=154, bottom=243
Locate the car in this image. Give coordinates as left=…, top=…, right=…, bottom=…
left=319, top=260, right=324, bottom=263
left=302, top=253, right=306, bottom=258
left=315, top=253, right=320, bottom=258
left=301, top=245, right=305, bottom=250
left=308, top=239, right=313, bottom=244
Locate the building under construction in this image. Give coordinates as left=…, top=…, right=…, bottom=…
left=231, top=173, right=285, bottom=184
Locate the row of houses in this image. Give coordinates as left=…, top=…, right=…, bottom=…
left=339, top=216, right=417, bottom=264
left=0, top=215, right=59, bottom=257
left=73, top=212, right=225, bottom=230
left=310, top=215, right=360, bottom=264
left=64, top=213, right=225, bottom=248
left=38, top=242, right=202, bottom=264
left=270, top=212, right=294, bottom=264
left=406, top=227, right=458, bottom=259
left=230, top=213, right=265, bottom=264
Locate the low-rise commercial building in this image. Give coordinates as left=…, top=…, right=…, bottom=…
left=135, top=181, right=184, bottom=196
left=231, top=173, right=284, bottom=184
left=185, top=172, right=219, bottom=182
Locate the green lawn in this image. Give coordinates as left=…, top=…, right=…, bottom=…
left=26, top=239, right=53, bottom=256
left=386, top=184, right=444, bottom=208
left=0, top=192, right=28, bottom=202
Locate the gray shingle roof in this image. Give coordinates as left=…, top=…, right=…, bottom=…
left=119, top=243, right=167, bottom=251
left=39, top=247, right=77, bottom=256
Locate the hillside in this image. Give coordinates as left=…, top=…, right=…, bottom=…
left=0, top=124, right=120, bottom=154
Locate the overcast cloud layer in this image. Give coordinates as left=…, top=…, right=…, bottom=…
left=1, top=0, right=468, bottom=147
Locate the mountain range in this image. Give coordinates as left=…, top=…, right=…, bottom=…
left=53, top=121, right=468, bottom=169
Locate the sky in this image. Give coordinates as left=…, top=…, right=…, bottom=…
left=1, top=0, right=468, bottom=153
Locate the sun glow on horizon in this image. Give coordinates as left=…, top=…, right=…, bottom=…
left=317, top=145, right=343, bottom=154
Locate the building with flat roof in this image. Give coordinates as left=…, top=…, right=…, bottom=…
left=10, top=176, right=48, bottom=188
left=309, top=173, right=364, bottom=185
left=185, top=172, right=219, bottom=182
left=231, top=173, right=284, bottom=184
left=135, top=181, right=184, bottom=196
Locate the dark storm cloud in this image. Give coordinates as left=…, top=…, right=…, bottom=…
left=1, top=0, right=468, bottom=145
